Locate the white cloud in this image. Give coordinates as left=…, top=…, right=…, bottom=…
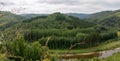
left=0, top=0, right=120, bottom=14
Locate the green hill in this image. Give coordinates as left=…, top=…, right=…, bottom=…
left=66, top=13, right=90, bottom=19
left=16, top=12, right=94, bottom=30
left=5, top=12, right=117, bottom=50
left=20, top=14, right=47, bottom=19
left=19, top=10, right=120, bottom=29
left=85, top=10, right=120, bottom=28
left=85, top=11, right=114, bottom=23
left=0, top=11, right=24, bottom=30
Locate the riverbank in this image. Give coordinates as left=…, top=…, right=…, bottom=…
left=57, top=47, right=120, bottom=59
left=54, top=47, right=120, bottom=61
left=50, top=38, right=120, bottom=61
left=58, top=52, right=120, bottom=61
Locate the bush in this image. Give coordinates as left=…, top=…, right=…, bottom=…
left=8, top=38, right=42, bottom=61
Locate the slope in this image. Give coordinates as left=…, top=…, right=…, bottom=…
left=0, top=11, right=24, bottom=30
left=85, top=10, right=120, bottom=28
left=16, top=12, right=95, bottom=30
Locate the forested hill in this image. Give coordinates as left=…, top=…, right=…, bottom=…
left=0, top=11, right=24, bottom=20
left=66, top=13, right=90, bottom=19
left=20, top=14, right=47, bottom=19
left=0, top=11, right=24, bottom=30
left=65, top=10, right=120, bottom=28
left=84, top=10, right=120, bottom=28
left=13, top=12, right=94, bottom=30
left=19, top=10, right=120, bottom=28
left=2, top=10, right=120, bottom=30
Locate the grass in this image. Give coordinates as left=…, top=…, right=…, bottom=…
left=0, top=22, right=7, bottom=26
left=117, top=31, right=120, bottom=37
left=50, top=38, right=120, bottom=54
left=0, top=53, right=14, bottom=61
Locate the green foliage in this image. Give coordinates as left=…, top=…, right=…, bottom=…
left=0, top=11, right=24, bottom=30
left=99, top=15, right=120, bottom=27
left=85, top=10, right=120, bottom=28
left=101, top=31, right=117, bottom=41
left=76, top=33, right=88, bottom=41
left=0, top=54, right=14, bottom=61
left=24, top=28, right=117, bottom=49
left=8, top=38, right=42, bottom=61
left=16, top=13, right=94, bottom=30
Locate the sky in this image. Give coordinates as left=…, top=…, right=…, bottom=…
left=0, top=0, right=120, bottom=14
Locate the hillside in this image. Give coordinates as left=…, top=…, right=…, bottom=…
left=0, top=11, right=24, bottom=30
left=99, top=15, right=120, bottom=27
left=66, top=13, right=90, bottom=19
left=84, top=10, right=120, bottom=28
left=15, top=12, right=94, bottom=30
left=20, top=14, right=47, bottom=19
left=20, top=13, right=89, bottom=19
left=17, top=10, right=120, bottom=29
left=7, top=12, right=95, bottom=39
left=85, top=11, right=114, bottom=22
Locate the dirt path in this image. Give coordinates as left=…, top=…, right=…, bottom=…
left=61, top=52, right=101, bottom=59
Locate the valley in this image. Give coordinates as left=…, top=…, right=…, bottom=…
left=0, top=10, right=120, bottom=61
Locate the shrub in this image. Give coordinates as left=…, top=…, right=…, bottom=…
left=8, top=38, right=42, bottom=61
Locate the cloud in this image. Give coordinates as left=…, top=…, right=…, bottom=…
left=0, top=0, right=15, bottom=6
left=0, top=0, right=120, bottom=14
left=38, top=0, right=81, bottom=5
left=0, top=2, right=13, bottom=6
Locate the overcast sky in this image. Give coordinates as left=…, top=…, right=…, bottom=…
left=0, top=0, right=120, bottom=14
